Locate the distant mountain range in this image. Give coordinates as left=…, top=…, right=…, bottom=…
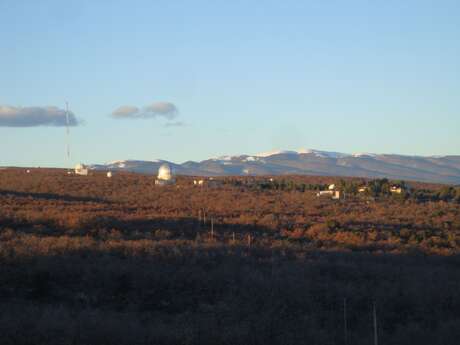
left=90, top=149, right=460, bottom=184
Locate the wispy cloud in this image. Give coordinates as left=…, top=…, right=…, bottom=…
left=0, top=105, right=80, bottom=127
left=164, top=121, right=186, bottom=127
left=111, top=102, right=178, bottom=120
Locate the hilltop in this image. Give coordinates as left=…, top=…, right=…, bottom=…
left=89, top=149, right=460, bottom=184
left=0, top=168, right=459, bottom=344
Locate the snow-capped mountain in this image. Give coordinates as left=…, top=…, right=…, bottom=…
left=89, top=149, right=460, bottom=184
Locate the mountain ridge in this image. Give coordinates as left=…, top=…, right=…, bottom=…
left=90, top=149, right=460, bottom=184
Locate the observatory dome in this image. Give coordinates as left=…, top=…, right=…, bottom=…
left=157, top=163, right=173, bottom=180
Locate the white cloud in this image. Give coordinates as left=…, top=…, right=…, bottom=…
left=0, top=105, right=80, bottom=127
left=111, top=101, right=179, bottom=120
left=143, top=102, right=178, bottom=119
left=112, top=105, right=140, bottom=118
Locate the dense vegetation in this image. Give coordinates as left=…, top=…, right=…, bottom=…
left=239, top=176, right=460, bottom=203
left=0, top=168, right=459, bottom=344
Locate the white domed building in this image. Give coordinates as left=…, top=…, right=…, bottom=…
left=155, top=163, right=175, bottom=186
left=75, top=163, right=88, bottom=176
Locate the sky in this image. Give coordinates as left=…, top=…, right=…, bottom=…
left=1, top=0, right=459, bottom=167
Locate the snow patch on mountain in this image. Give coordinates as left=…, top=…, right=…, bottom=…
left=213, top=155, right=260, bottom=162
left=214, top=155, right=233, bottom=161
left=256, top=149, right=298, bottom=157
left=256, top=148, right=349, bottom=159
left=352, top=153, right=378, bottom=158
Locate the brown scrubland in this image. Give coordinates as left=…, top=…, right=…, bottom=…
left=0, top=168, right=459, bottom=345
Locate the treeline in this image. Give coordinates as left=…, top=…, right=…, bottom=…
left=412, top=185, right=460, bottom=203
left=227, top=177, right=460, bottom=203
left=229, top=178, right=329, bottom=192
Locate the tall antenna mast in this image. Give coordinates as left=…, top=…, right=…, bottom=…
left=65, top=101, right=71, bottom=161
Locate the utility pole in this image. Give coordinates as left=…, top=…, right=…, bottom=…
left=344, top=298, right=348, bottom=345
left=210, top=218, right=214, bottom=241
left=373, top=302, right=378, bottom=345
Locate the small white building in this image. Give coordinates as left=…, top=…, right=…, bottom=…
left=193, top=178, right=222, bottom=187
left=75, top=163, right=88, bottom=176
left=390, top=186, right=403, bottom=194
left=316, top=187, right=341, bottom=200
left=316, top=190, right=334, bottom=197
left=107, top=171, right=113, bottom=178
left=155, top=163, right=175, bottom=186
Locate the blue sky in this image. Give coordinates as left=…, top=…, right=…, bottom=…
left=1, top=0, right=459, bottom=167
